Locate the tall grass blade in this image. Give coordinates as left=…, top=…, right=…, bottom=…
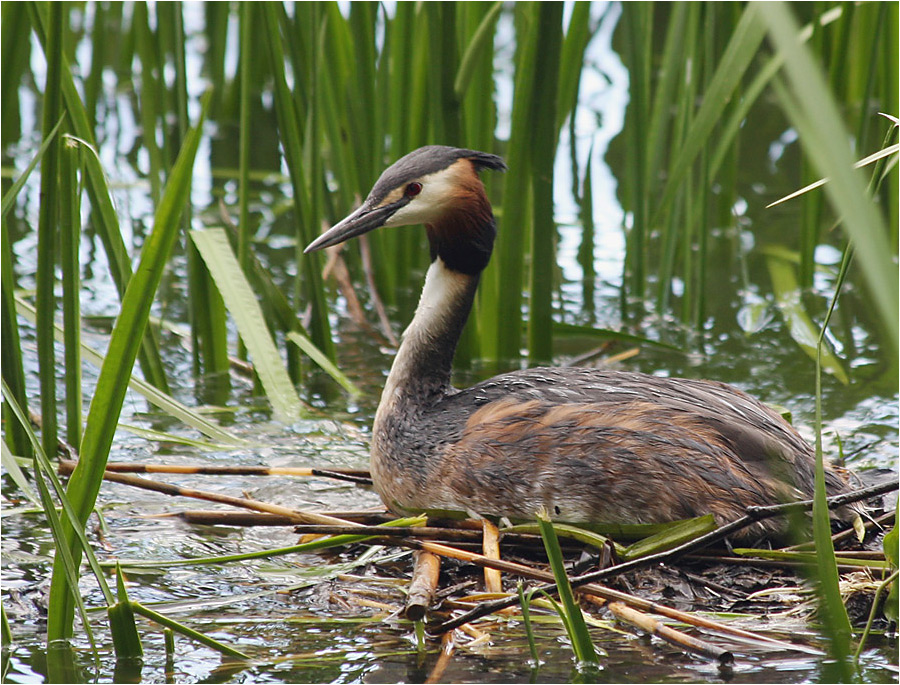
left=190, top=228, right=304, bottom=421
left=649, top=5, right=767, bottom=228
left=536, top=510, right=599, bottom=667
left=517, top=582, right=541, bottom=667
left=483, top=3, right=538, bottom=362
left=1, top=439, right=39, bottom=505
left=34, top=0, right=65, bottom=459
left=262, top=4, right=334, bottom=362
left=454, top=2, right=503, bottom=100
left=47, top=91, right=212, bottom=641
left=2, top=380, right=101, bottom=657
left=1, top=216, right=31, bottom=458
left=60, top=136, right=82, bottom=447
left=528, top=3, right=563, bottom=364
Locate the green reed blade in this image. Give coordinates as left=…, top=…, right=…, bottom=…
left=555, top=2, right=592, bottom=135
left=237, top=2, right=256, bottom=361
left=46, top=91, right=211, bottom=641
left=1, top=439, right=39, bottom=505
left=764, top=248, right=849, bottom=384
left=1, top=2, right=30, bottom=144
left=132, top=1, right=164, bottom=205
left=517, top=582, right=541, bottom=666
left=759, top=2, right=897, bottom=351
left=60, top=136, right=82, bottom=447
left=191, top=227, right=304, bottom=421
left=536, top=511, right=599, bottom=666
left=455, top=2, right=503, bottom=101
left=262, top=4, right=334, bottom=361
left=1, top=115, right=63, bottom=219
left=129, top=602, right=249, bottom=661
left=2, top=218, right=31, bottom=458
left=650, top=5, right=767, bottom=230
left=620, top=515, right=716, bottom=561
left=883, top=517, right=899, bottom=622
left=110, top=564, right=143, bottom=660
left=618, top=3, right=652, bottom=306
left=34, top=0, right=65, bottom=459
left=528, top=2, right=563, bottom=364
left=483, top=2, right=539, bottom=362
left=2, top=381, right=103, bottom=656
left=287, top=331, right=360, bottom=396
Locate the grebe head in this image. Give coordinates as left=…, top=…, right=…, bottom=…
left=304, top=146, right=506, bottom=270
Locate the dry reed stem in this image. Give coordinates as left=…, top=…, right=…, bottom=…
left=62, top=466, right=363, bottom=526
left=585, top=596, right=733, bottom=665
left=424, top=631, right=456, bottom=684
left=406, top=550, right=442, bottom=620
left=358, top=234, right=399, bottom=347
left=58, top=458, right=370, bottom=480
left=481, top=519, right=503, bottom=594
left=405, top=538, right=822, bottom=656
left=433, top=481, right=896, bottom=634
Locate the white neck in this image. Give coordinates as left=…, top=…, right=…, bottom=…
left=380, top=258, right=478, bottom=407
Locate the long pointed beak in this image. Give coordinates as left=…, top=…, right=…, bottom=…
left=304, top=199, right=407, bottom=254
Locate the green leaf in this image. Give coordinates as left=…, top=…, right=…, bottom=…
left=884, top=513, right=899, bottom=622
left=109, top=564, right=143, bottom=660
left=0, top=115, right=64, bottom=219
left=620, top=514, right=717, bottom=561
left=764, top=252, right=849, bottom=384
left=0, top=439, right=39, bottom=505
left=287, top=331, right=360, bottom=396
left=190, top=227, right=304, bottom=421
left=536, top=510, right=600, bottom=666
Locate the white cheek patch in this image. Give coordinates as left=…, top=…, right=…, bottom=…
left=383, top=166, right=463, bottom=227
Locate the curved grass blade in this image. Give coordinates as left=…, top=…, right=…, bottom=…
left=767, top=143, right=900, bottom=209
left=190, top=227, right=304, bottom=422
left=453, top=1, right=502, bottom=99
left=764, top=251, right=848, bottom=384
left=1, top=439, right=39, bottom=505
left=129, top=603, right=249, bottom=661
left=286, top=331, right=360, bottom=396
left=13, top=295, right=248, bottom=447
left=0, top=115, right=64, bottom=219
left=47, top=90, right=213, bottom=641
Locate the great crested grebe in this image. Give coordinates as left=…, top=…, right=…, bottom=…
left=305, top=145, right=852, bottom=537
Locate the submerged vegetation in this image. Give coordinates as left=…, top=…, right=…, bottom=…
left=1, top=1, right=897, bottom=681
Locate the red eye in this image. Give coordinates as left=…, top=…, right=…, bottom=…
left=405, top=182, right=422, bottom=197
